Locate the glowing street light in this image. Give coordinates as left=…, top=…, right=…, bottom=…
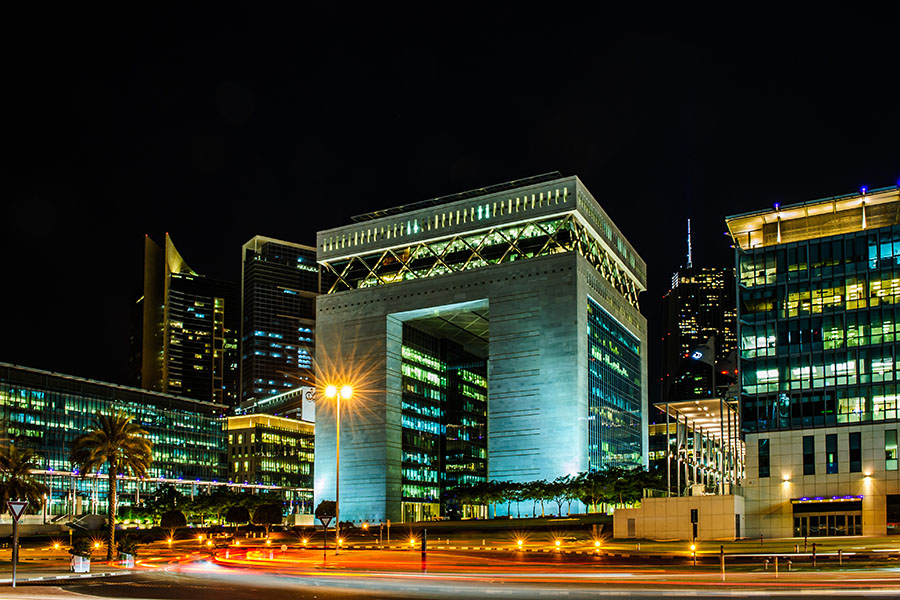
left=325, top=383, right=353, bottom=555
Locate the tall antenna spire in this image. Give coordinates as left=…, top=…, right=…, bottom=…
left=686, top=219, right=693, bottom=269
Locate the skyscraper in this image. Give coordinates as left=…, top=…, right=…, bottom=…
left=239, top=236, right=320, bottom=404
left=313, top=173, right=648, bottom=523
left=133, top=234, right=238, bottom=405
left=661, top=234, right=737, bottom=402
left=727, top=184, right=900, bottom=537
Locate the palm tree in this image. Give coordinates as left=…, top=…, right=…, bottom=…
left=69, top=411, right=153, bottom=561
left=0, top=445, right=49, bottom=506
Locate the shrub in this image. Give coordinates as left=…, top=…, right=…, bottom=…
left=69, top=537, right=94, bottom=558
left=117, top=534, right=140, bottom=557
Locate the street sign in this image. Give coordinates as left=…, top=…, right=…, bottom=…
left=317, top=515, right=332, bottom=528
left=7, top=500, right=27, bottom=588
left=6, top=501, right=27, bottom=522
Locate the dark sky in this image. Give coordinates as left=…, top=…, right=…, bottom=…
left=3, top=4, right=900, bottom=403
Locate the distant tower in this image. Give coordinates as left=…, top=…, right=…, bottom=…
left=132, top=234, right=238, bottom=405
left=239, top=236, right=320, bottom=404
left=661, top=222, right=737, bottom=401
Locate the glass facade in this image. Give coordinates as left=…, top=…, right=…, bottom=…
left=739, top=225, right=900, bottom=431
left=400, top=324, right=487, bottom=521
left=0, top=363, right=226, bottom=479
left=240, top=237, right=320, bottom=402
left=0, top=363, right=313, bottom=516
left=587, top=297, right=642, bottom=470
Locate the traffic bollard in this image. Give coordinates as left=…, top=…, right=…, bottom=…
left=774, top=556, right=778, bottom=579
left=812, top=543, right=816, bottom=568
left=839, top=549, right=842, bottom=566
left=788, top=559, right=792, bottom=571
left=764, top=559, right=769, bottom=571
left=720, top=545, right=725, bottom=582
left=760, top=534, right=764, bottom=546
left=794, top=544, right=799, bottom=553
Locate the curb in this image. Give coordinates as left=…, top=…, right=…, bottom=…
left=0, top=570, right=131, bottom=584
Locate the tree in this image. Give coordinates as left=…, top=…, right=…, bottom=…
left=225, top=505, right=250, bottom=526
left=160, top=509, right=187, bottom=538
left=252, top=503, right=283, bottom=537
left=315, top=500, right=336, bottom=519
left=69, top=411, right=153, bottom=561
left=0, top=445, right=49, bottom=507
left=549, top=476, right=569, bottom=516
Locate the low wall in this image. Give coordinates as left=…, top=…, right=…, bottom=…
left=613, top=495, right=745, bottom=541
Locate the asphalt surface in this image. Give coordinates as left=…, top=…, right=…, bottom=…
left=5, top=538, right=900, bottom=599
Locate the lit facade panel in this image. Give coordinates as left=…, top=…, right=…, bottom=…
left=240, top=236, right=320, bottom=404
left=314, top=174, right=648, bottom=523
left=727, top=184, right=900, bottom=538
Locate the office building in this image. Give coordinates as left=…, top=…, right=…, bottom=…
left=226, top=414, right=315, bottom=497
left=314, top=173, right=649, bottom=523
left=726, top=184, right=900, bottom=537
left=240, top=236, right=320, bottom=403
left=133, top=234, right=238, bottom=405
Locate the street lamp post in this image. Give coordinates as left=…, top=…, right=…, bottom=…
left=325, top=384, right=352, bottom=556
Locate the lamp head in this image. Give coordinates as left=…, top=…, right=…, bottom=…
left=325, top=385, right=338, bottom=399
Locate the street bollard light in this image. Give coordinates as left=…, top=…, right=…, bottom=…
left=774, top=556, right=778, bottom=579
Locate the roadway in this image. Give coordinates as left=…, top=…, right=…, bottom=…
left=6, top=541, right=900, bottom=600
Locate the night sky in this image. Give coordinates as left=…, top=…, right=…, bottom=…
left=4, top=5, right=900, bottom=403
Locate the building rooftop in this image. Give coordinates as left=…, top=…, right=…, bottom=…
left=350, top=172, right=563, bottom=223
left=726, top=185, right=900, bottom=250
left=226, top=414, right=313, bottom=433
left=0, top=362, right=227, bottom=414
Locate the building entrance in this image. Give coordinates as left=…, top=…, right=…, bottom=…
left=792, top=499, right=862, bottom=536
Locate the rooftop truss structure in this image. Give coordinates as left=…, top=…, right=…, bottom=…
left=320, top=213, right=641, bottom=309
